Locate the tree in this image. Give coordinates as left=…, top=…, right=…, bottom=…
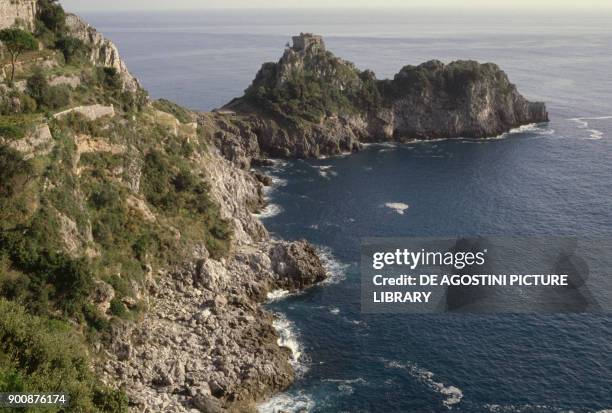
left=37, top=0, right=65, bottom=33
left=0, top=29, right=38, bottom=82
left=55, top=36, right=88, bottom=64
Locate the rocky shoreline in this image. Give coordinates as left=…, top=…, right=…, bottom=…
left=1, top=5, right=549, bottom=411
left=98, top=34, right=549, bottom=413
left=99, top=148, right=329, bottom=412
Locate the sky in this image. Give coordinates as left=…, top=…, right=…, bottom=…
left=60, top=0, right=612, bottom=12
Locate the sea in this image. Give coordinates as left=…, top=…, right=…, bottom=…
left=83, top=9, right=612, bottom=413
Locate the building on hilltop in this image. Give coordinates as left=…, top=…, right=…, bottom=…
left=291, top=33, right=326, bottom=52
left=0, top=0, right=37, bottom=30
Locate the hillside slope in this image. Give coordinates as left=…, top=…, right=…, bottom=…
left=1, top=2, right=326, bottom=412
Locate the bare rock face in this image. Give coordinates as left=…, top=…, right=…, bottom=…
left=64, top=13, right=140, bottom=92
left=270, top=240, right=327, bottom=290
left=2, top=124, right=54, bottom=159
left=100, top=149, right=327, bottom=413
left=0, top=0, right=36, bottom=30
left=377, top=60, right=549, bottom=140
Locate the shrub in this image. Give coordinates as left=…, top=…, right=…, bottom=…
left=27, top=70, right=71, bottom=110
left=0, top=299, right=128, bottom=412
left=56, top=35, right=89, bottom=64
left=97, top=67, right=122, bottom=90
left=26, top=70, right=49, bottom=103
left=0, top=124, right=25, bottom=140
left=93, top=388, right=129, bottom=412
left=109, top=297, right=128, bottom=318
left=36, top=0, right=66, bottom=34
left=141, top=150, right=231, bottom=258
left=0, top=146, right=33, bottom=198
left=153, top=99, right=192, bottom=124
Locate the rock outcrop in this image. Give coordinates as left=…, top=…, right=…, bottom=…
left=65, top=13, right=140, bottom=92
left=2, top=123, right=53, bottom=159
left=54, top=104, right=116, bottom=121
left=224, top=33, right=549, bottom=159
left=100, top=148, right=328, bottom=412
left=376, top=59, right=549, bottom=140
left=0, top=0, right=36, bottom=30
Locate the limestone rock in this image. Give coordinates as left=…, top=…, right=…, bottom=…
left=192, top=395, right=223, bottom=413
left=64, top=13, right=140, bottom=92
left=49, top=75, right=81, bottom=88
left=270, top=240, right=327, bottom=290
left=3, top=124, right=54, bottom=160
left=54, top=104, right=115, bottom=121
left=0, top=0, right=36, bottom=30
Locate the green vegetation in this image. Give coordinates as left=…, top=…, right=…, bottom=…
left=37, top=0, right=66, bottom=34
left=153, top=99, right=193, bottom=124
left=0, top=299, right=128, bottom=412
left=379, top=60, right=514, bottom=103
left=27, top=70, right=72, bottom=110
left=244, top=50, right=381, bottom=125
left=55, top=36, right=89, bottom=64
left=0, top=28, right=38, bottom=82
left=141, top=149, right=231, bottom=258
left=0, top=115, right=41, bottom=140
left=0, top=146, right=34, bottom=198
left=0, top=1, right=232, bottom=410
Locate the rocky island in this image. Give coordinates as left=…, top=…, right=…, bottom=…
left=0, top=3, right=547, bottom=412
left=220, top=33, right=548, bottom=160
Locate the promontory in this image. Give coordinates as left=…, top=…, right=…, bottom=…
left=0, top=3, right=548, bottom=412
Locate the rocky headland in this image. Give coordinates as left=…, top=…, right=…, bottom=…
left=221, top=33, right=548, bottom=160
left=0, top=5, right=548, bottom=413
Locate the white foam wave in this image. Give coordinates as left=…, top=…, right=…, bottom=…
left=263, top=175, right=288, bottom=196
left=384, top=202, right=410, bottom=215
left=568, top=115, right=612, bottom=140
left=258, top=391, right=315, bottom=413
left=587, top=129, right=604, bottom=140
left=255, top=203, right=283, bottom=219
left=267, top=158, right=289, bottom=170
left=362, top=142, right=398, bottom=148
left=270, top=175, right=288, bottom=188
left=385, top=360, right=463, bottom=409
left=267, top=289, right=290, bottom=302
left=459, top=123, right=554, bottom=144
left=343, top=317, right=364, bottom=326
left=484, top=403, right=563, bottom=412
left=273, top=314, right=308, bottom=376
left=320, top=377, right=368, bottom=398
left=318, top=151, right=353, bottom=159
left=329, top=307, right=340, bottom=315
left=322, top=377, right=367, bottom=385
left=316, top=246, right=350, bottom=285
left=313, top=165, right=338, bottom=179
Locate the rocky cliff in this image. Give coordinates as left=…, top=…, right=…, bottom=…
left=0, top=0, right=36, bottom=30
left=0, top=8, right=328, bottom=413
left=0, top=13, right=550, bottom=413
left=225, top=33, right=549, bottom=158
left=65, top=13, right=140, bottom=92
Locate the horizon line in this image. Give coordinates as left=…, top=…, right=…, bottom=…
left=70, top=6, right=612, bottom=13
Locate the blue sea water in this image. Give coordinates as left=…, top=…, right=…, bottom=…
left=83, top=9, right=612, bottom=412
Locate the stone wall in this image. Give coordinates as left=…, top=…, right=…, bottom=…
left=0, top=0, right=36, bottom=30
left=292, top=33, right=325, bottom=52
